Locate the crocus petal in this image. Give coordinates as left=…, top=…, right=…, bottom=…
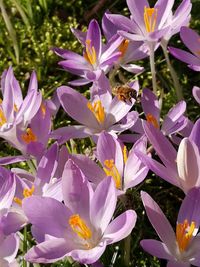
left=69, top=242, right=107, bottom=264
left=86, top=19, right=102, bottom=60
left=53, top=47, right=86, bottom=62
left=90, top=177, right=117, bottom=233
left=22, top=196, right=70, bottom=241
left=102, top=11, right=118, bottom=40
left=155, top=0, right=175, bottom=28
left=0, top=170, right=15, bottom=210
left=143, top=122, right=177, bottom=169
left=36, top=143, right=58, bottom=185
left=27, top=71, right=38, bottom=93
left=68, top=78, right=91, bottom=86
left=57, top=86, right=99, bottom=129
left=167, top=261, right=190, bottom=267
left=71, top=27, right=86, bottom=44
left=0, top=233, right=19, bottom=262
left=168, top=47, right=200, bottom=66
left=178, top=187, right=200, bottom=229
left=141, top=88, right=160, bottom=123
left=141, top=191, right=176, bottom=251
left=126, top=0, right=149, bottom=33
left=193, top=86, right=200, bottom=105
left=97, top=132, right=124, bottom=178
left=189, top=118, right=200, bottom=152
left=103, top=210, right=137, bottom=244
left=177, top=138, right=200, bottom=193
left=25, top=238, right=70, bottom=263
left=118, top=30, right=146, bottom=41
left=188, top=236, right=200, bottom=266
left=51, top=125, right=92, bottom=145
left=0, top=155, right=27, bottom=165
left=140, top=239, right=174, bottom=260
left=62, top=159, right=93, bottom=221
left=2, top=211, right=27, bottom=235
left=180, top=27, right=200, bottom=57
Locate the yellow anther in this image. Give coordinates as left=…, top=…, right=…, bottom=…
left=87, top=100, right=105, bottom=124
left=123, top=146, right=128, bottom=164
left=21, top=128, right=37, bottom=144
left=104, top=159, right=121, bottom=189
left=0, top=109, right=7, bottom=127
left=146, top=113, right=159, bottom=129
left=13, top=185, right=35, bottom=206
left=69, top=214, right=92, bottom=240
left=23, top=185, right=35, bottom=198
left=84, top=39, right=97, bottom=65
left=13, top=197, right=22, bottom=206
left=118, top=39, right=130, bottom=58
left=176, top=220, right=196, bottom=252
left=144, top=6, right=158, bottom=33
left=14, top=104, right=18, bottom=112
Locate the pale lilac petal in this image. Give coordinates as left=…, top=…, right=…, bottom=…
left=103, top=210, right=137, bottom=244
left=180, top=27, right=200, bottom=57
left=97, top=132, right=124, bottom=179
left=0, top=233, right=19, bottom=263
left=42, top=179, right=62, bottom=201
left=86, top=20, right=102, bottom=59
left=0, top=156, right=27, bottom=165
left=69, top=242, right=107, bottom=264
left=90, top=177, right=117, bottom=233
left=189, top=118, right=200, bottom=151
left=0, top=170, right=15, bottom=210
left=27, top=71, right=38, bottom=93
left=193, top=86, right=200, bottom=105
left=36, top=143, right=58, bottom=184
left=188, top=236, right=200, bottom=266
left=62, top=160, right=93, bottom=221
left=2, top=211, right=27, bottom=235
left=57, top=86, right=99, bottom=128
left=177, top=138, right=200, bottom=193
left=71, top=27, right=86, bottom=44
left=155, top=0, right=174, bottom=28
left=140, top=239, right=174, bottom=260
left=126, top=0, right=149, bottom=33
left=121, top=64, right=144, bottom=74
left=167, top=261, right=190, bottom=267
left=169, top=47, right=200, bottom=66
left=141, top=191, right=176, bottom=251
left=22, top=196, right=70, bottom=240
left=100, top=35, right=123, bottom=63
left=178, top=187, right=200, bottom=229
left=118, top=30, right=146, bottom=41
left=141, top=88, right=160, bottom=122
left=59, top=59, right=90, bottom=72
left=53, top=47, right=86, bottom=62
left=25, top=238, right=70, bottom=263
left=68, top=78, right=91, bottom=86
left=102, top=11, right=118, bottom=40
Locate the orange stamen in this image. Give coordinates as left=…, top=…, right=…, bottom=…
left=146, top=113, right=159, bottom=129
left=144, top=7, right=158, bottom=33
left=69, top=214, right=92, bottom=240
left=21, top=128, right=37, bottom=144
left=176, top=219, right=195, bottom=252
left=104, top=159, right=121, bottom=189
left=87, top=100, right=105, bottom=124
left=84, top=39, right=97, bottom=65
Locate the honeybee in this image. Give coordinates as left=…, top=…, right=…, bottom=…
left=112, top=84, right=137, bottom=103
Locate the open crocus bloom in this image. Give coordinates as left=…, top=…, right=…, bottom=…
left=23, top=160, right=137, bottom=264
left=53, top=19, right=123, bottom=86
left=169, top=27, right=200, bottom=71
left=52, top=86, right=138, bottom=144
left=141, top=88, right=188, bottom=136
left=0, top=67, right=42, bottom=154
left=97, top=132, right=148, bottom=192
left=141, top=188, right=200, bottom=267
left=135, top=120, right=200, bottom=194
left=106, top=0, right=174, bottom=43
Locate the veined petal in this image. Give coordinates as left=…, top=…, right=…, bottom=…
left=192, top=86, right=200, bottom=105
left=140, top=239, right=174, bottom=260
left=103, top=210, right=137, bottom=244
left=180, top=27, right=200, bottom=57
left=169, top=47, right=200, bottom=66
left=0, top=233, right=19, bottom=263
left=177, top=138, right=200, bottom=193
left=86, top=19, right=102, bottom=60
left=155, top=0, right=175, bottom=28
left=141, top=191, right=176, bottom=252
left=90, top=177, right=117, bottom=233
left=189, top=118, right=200, bottom=152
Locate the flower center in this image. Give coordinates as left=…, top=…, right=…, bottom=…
left=146, top=113, right=159, bottom=128
left=0, top=109, right=7, bottom=127
left=14, top=185, right=35, bottom=206
left=118, top=39, right=129, bottom=58
left=69, top=214, right=92, bottom=241
left=40, top=103, right=46, bottom=118
left=84, top=39, right=97, bottom=65
left=104, top=159, right=121, bottom=189
left=144, top=7, right=158, bottom=33
left=87, top=100, right=105, bottom=124
left=21, top=128, right=37, bottom=144
left=176, top=219, right=196, bottom=252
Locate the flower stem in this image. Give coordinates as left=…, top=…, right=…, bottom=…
left=124, top=234, right=131, bottom=266
left=27, top=160, right=36, bottom=175
left=149, top=43, right=157, bottom=95
left=161, top=41, right=183, bottom=101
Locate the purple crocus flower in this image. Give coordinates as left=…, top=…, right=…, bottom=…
left=106, top=0, right=173, bottom=43
left=53, top=19, right=123, bottom=86
left=23, top=160, right=137, bottom=264
left=169, top=27, right=200, bottom=71
left=52, top=86, right=138, bottom=143
left=141, top=88, right=188, bottom=136
left=136, top=120, right=200, bottom=194
left=0, top=67, right=42, bottom=150
left=141, top=188, right=200, bottom=266
left=97, top=132, right=149, bottom=192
